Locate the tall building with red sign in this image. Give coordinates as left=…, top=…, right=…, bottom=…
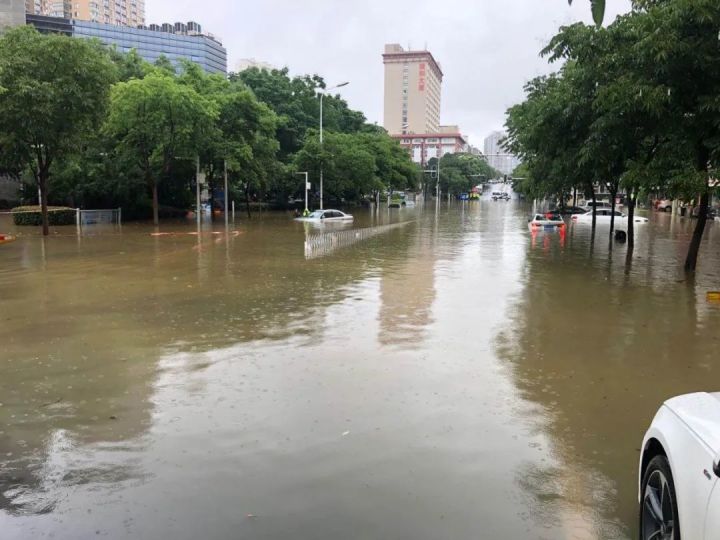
left=383, top=43, right=442, bottom=136
left=383, top=44, right=469, bottom=165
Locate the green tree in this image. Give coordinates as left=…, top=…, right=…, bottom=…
left=547, top=1, right=720, bottom=269
left=434, top=153, right=499, bottom=196
left=294, top=131, right=417, bottom=204
left=105, top=73, right=218, bottom=225
left=506, top=69, right=598, bottom=225
left=153, top=55, right=176, bottom=75
left=177, top=63, right=280, bottom=216
left=0, top=27, right=116, bottom=235
left=234, top=68, right=366, bottom=160
left=629, top=0, right=720, bottom=271
left=108, top=48, right=149, bottom=82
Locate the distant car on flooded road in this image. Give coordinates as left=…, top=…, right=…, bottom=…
left=491, top=191, right=511, bottom=201
left=639, top=392, right=720, bottom=540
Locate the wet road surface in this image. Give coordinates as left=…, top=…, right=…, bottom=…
left=1, top=199, right=719, bottom=539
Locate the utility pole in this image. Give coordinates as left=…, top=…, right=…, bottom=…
left=436, top=156, right=441, bottom=200
left=295, top=171, right=309, bottom=213
left=318, top=81, right=349, bottom=210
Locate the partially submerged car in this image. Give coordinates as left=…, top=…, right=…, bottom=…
left=294, top=209, right=354, bottom=222
left=528, top=212, right=565, bottom=231
left=572, top=209, right=649, bottom=225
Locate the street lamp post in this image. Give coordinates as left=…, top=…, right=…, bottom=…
left=437, top=155, right=441, bottom=200
left=295, top=171, right=309, bottom=213
left=424, top=160, right=440, bottom=200
left=319, top=81, right=349, bottom=210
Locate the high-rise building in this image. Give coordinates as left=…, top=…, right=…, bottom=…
left=27, top=15, right=227, bottom=74
left=383, top=43, right=442, bottom=136
left=483, top=130, right=520, bottom=175
left=27, top=0, right=145, bottom=26
left=1, top=0, right=26, bottom=29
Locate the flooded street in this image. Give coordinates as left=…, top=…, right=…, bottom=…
left=1, top=201, right=719, bottom=539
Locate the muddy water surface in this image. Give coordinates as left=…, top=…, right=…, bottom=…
left=1, top=201, right=719, bottom=539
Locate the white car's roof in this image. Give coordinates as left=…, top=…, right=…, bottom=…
left=664, top=392, right=720, bottom=453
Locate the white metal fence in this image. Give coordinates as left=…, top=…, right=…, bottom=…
left=304, top=221, right=412, bottom=259
left=77, top=208, right=122, bottom=227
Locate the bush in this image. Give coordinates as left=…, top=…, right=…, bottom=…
left=12, top=206, right=76, bottom=226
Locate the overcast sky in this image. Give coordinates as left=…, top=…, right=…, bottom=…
left=148, top=0, right=631, bottom=148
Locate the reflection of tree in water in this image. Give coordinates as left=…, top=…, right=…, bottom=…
left=378, top=226, right=436, bottom=347
left=495, top=233, right=720, bottom=538
left=377, top=207, right=468, bottom=348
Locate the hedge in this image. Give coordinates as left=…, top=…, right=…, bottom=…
left=12, top=206, right=76, bottom=226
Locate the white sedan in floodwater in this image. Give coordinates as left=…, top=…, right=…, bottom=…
left=639, top=392, right=720, bottom=540
left=294, top=209, right=354, bottom=222
left=572, top=209, right=649, bottom=225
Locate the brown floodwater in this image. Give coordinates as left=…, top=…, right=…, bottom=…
left=1, top=200, right=719, bottom=539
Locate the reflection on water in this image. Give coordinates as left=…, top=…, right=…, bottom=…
left=1, top=203, right=719, bottom=539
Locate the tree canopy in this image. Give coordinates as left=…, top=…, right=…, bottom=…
left=506, top=0, right=720, bottom=271
left=0, top=26, right=116, bottom=234
left=0, top=28, right=420, bottom=225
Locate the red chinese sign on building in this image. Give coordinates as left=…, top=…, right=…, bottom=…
left=418, top=62, right=426, bottom=91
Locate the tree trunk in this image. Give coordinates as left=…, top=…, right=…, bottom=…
left=627, top=188, right=635, bottom=250
left=590, top=188, right=597, bottom=233
left=39, top=171, right=49, bottom=237
left=573, top=187, right=577, bottom=208
left=684, top=188, right=709, bottom=272
left=245, top=183, right=251, bottom=220
left=609, top=187, right=617, bottom=235
left=152, top=180, right=159, bottom=226
left=207, top=168, right=216, bottom=222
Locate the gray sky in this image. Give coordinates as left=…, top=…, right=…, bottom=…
left=148, top=0, right=631, bottom=148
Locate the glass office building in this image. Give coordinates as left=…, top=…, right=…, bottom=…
left=26, top=15, right=227, bottom=74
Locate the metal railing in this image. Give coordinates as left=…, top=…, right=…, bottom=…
left=77, top=208, right=122, bottom=227
left=304, top=221, right=412, bottom=259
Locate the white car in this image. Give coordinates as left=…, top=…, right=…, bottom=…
left=657, top=199, right=674, bottom=212
left=572, top=209, right=649, bottom=225
left=294, top=209, right=354, bottom=222
left=639, top=392, right=720, bottom=540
